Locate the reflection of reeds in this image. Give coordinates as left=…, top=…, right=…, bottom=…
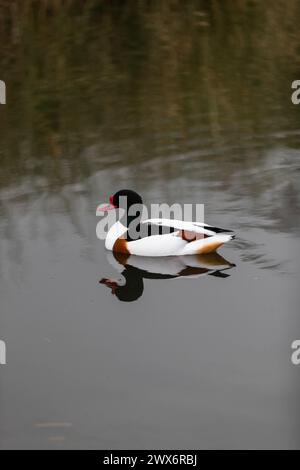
left=0, top=0, right=300, bottom=192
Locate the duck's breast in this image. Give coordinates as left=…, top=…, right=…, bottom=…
left=105, top=221, right=128, bottom=250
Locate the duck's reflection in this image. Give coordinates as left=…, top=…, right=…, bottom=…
left=100, top=252, right=236, bottom=302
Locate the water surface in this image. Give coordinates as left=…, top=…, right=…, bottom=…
left=0, top=0, right=300, bottom=449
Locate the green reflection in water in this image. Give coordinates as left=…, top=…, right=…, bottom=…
left=0, top=1, right=300, bottom=182
left=0, top=0, right=299, bottom=231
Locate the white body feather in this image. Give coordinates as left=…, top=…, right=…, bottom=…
left=105, top=218, right=234, bottom=257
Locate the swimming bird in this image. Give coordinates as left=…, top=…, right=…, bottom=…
left=97, top=189, right=235, bottom=257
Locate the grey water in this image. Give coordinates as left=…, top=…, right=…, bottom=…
left=0, top=1, right=300, bottom=449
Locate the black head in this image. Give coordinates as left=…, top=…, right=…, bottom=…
left=107, top=189, right=144, bottom=239
left=111, top=189, right=143, bottom=210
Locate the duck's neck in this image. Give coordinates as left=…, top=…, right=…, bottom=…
left=106, top=220, right=127, bottom=250
left=120, top=210, right=142, bottom=242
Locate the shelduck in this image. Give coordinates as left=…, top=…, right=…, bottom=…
left=97, top=189, right=235, bottom=257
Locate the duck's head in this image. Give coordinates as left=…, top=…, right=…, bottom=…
left=99, top=189, right=143, bottom=220
left=112, top=189, right=142, bottom=210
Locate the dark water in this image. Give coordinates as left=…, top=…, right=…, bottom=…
left=0, top=1, right=300, bottom=449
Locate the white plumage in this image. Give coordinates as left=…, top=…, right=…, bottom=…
left=105, top=219, right=234, bottom=257
left=100, top=190, right=235, bottom=257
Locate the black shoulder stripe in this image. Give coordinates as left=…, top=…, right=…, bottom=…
left=125, top=223, right=176, bottom=241
left=204, top=225, right=234, bottom=234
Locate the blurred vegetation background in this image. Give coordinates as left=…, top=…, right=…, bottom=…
left=0, top=0, right=300, bottom=191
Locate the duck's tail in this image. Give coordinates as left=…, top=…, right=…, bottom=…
left=180, top=233, right=235, bottom=255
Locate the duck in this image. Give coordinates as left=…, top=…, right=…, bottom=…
left=96, top=189, right=235, bottom=257
left=100, top=251, right=236, bottom=302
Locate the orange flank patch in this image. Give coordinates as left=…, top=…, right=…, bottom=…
left=177, top=230, right=205, bottom=242
left=197, top=239, right=224, bottom=254
left=113, top=236, right=130, bottom=255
